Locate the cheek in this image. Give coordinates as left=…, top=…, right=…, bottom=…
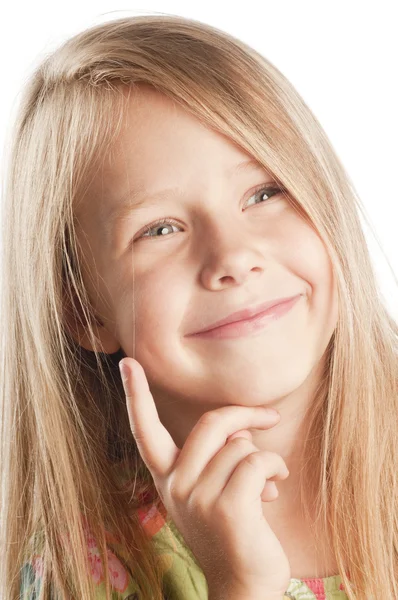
left=117, top=266, right=189, bottom=363
left=280, top=216, right=332, bottom=287
left=278, top=214, right=338, bottom=326
left=292, top=223, right=338, bottom=339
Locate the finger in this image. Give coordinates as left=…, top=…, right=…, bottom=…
left=221, top=447, right=289, bottom=506
left=120, top=358, right=179, bottom=477
left=261, top=480, right=279, bottom=502
left=172, top=406, right=281, bottom=496
left=227, top=429, right=252, bottom=443
left=193, top=437, right=285, bottom=508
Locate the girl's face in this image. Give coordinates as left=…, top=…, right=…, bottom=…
left=75, top=85, right=338, bottom=416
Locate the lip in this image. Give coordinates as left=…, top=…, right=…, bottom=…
left=187, top=294, right=302, bottom=336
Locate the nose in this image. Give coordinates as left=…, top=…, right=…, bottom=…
left=199, top=218, right=266, bottom=289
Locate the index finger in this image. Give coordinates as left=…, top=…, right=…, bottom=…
left=119, top=358, right=179, bottom=477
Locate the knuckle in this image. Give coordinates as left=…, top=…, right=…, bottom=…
left=197, top=410, right=223, bottom=428
left=188, top=490, right=208, bottom=514
left=243, top=451, right=262, bottom=469
left=229, top=436, right=251, bottom=449
left=129, top=424, right=145, bottom=443
left=168, top=479, right=189, bottom=504
left=270, top=452, right=288, bottom=472
left=214, top=496, right=237, bottom=520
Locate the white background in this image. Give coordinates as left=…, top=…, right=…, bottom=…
left=1, top=1, right=397, bottom=318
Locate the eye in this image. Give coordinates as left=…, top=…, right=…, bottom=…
left=135, top=183, right=285, bottom=241
left=138, top=218, right=181, bottom=240
left=245, top=183, right=285, bottom=208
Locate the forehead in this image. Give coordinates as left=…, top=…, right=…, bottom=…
left=104, top=87, right=269, bottom=194
left=82, top=86, right=272, bottom=241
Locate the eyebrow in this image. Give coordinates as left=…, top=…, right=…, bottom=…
left=105, top=158, right=270, bottom=231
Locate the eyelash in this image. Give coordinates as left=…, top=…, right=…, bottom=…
left=136, top=183, right=286, bottom=241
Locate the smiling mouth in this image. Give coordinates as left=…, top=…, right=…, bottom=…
left=188, top=294, right=302, bottom=340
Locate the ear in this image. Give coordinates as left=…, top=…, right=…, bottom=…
left=63, top=285, right=121, bottom=354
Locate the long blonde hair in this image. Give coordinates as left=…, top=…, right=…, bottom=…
left=1, top=12, right=398, bottom=600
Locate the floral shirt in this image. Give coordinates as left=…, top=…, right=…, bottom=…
left=20, top=465, right=349, bottom=600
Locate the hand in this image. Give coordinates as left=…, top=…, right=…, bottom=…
left=119, top=358, right=291, bottom=599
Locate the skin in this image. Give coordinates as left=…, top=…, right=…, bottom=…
left=69, top=84, right=339, bottom=527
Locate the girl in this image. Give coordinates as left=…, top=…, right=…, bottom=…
left=1, top=12, right=397, bottom=600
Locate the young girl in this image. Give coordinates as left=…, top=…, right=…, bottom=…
left=1, top=12, right=397, bottom=600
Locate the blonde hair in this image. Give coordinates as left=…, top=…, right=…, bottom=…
left=1, top=12, right=398, bottom=600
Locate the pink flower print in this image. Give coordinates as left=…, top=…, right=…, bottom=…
left=31, top=555, right=44, bottom=578
left=58, top=516, right=130, bottom=592
left=302, top=578, right=326, bottom=599
left=87, top=545, right=129, bottom=592
left=105, top=548, right=129, bottom=592
left=87, top=543, right=103, bottom=584
left=82, top=519, right=129, bottom=592
left=339, top=569, right=352, bottom=592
